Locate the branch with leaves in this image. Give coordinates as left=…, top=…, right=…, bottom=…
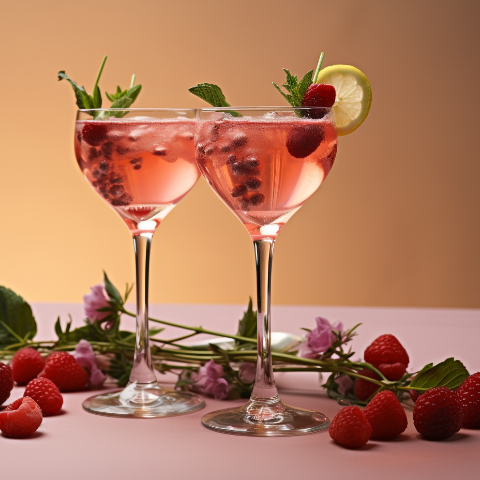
left=0, top=273, right=470, bottom=404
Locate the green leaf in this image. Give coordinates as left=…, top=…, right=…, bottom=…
left=54, top=316, right=64, bottom=341
left=236, top=298, right=256, bottom=345
left=148, top=328, right=164, bottom=337
left=103, top=271, right=124, bottom=307
left=189, top=83, right=241, bottom=117
left=125, top=84, right=142, bottom=102
left=297, top=70, right=313, bottom=102
left=58, top=71, right=94, bottom=110
left=272, top=82, right=293, bottom=104
left=409, top=358, right=470, bottom=390
left=273, top=68, right=313, bottom=108
left=93, top=85, right=102, bottom=109
left=0, top=286, right=37, bottom=348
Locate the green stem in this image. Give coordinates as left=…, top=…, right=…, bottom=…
left=0, top=320, right=25, bottom=344
left=313, top=52, right=325, bottom=83
left=130, top=74, right=136, bottom=88
left=121, top=308, right=257, bottom=344
left=94, top=55, right=108, bottom=91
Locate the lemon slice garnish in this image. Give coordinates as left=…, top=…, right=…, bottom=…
left=315, top=65, right=372, bottom=136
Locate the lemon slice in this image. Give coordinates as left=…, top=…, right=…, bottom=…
left=315, top=65, right=372, bottom=136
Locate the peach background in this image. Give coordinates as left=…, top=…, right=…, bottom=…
left=0, top=0, right=479, bottom=308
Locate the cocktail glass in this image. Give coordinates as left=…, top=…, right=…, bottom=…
left=75, top=108, right=205, bottom=418
left=196, top=106, right=337, bottom=436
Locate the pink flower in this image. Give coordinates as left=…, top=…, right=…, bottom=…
left=194, top=360, right=229, bottom=400
left=334, top=375, right=354, bottom=396
left=74, top=340, right=106, bottom=388
left=239, top=362, right=256, bottom=384
left=83, top=284, right=110, bottom=321
left=299, top=317, right=343, bottom=358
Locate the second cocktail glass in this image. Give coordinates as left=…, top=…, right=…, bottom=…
left=75, top=108, right=205, bottom=417
left=196, top=106, right=337, bottom=435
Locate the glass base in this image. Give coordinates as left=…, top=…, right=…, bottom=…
left=82, top=382, right=205, bottom=418
left=201, top=395, right=329, bottom=437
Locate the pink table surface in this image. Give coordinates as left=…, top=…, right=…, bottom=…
left=2, top=303, right=480, bottom=480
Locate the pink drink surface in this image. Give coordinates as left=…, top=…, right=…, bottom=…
left=75, top=118, right=199, bottom=234
left=196, top=115, right=337, bottom=240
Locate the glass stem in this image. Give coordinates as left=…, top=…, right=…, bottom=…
left=251, top=239, right=278, bottom=400
left=129, top=233, right=157, bottom=385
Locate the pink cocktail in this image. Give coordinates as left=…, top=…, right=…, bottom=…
left=75, top=117, right=199, bottom=234
left=196, top=107, right=337, bottom=436
left=196, top=114, right=337, bottom=240
left=75, top=109, right=204, bottom=418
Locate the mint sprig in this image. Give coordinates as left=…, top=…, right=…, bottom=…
left=58, top=55, right=142, bottom=119
left=273, top=69, right=313, bottom=108
left=189, top=83, right=241, bottom=117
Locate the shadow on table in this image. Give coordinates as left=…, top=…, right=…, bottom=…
left=1, top=431, right=45, bottom=440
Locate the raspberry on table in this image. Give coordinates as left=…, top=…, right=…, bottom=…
left=363, top=390, right=408, bottom=439
left=0, top=362, right=14, bottom=406
left=24, top=377, right=63, bottom=416
left=329, top=406, right=372, bottom=448
left=377, top=362, right=407, bottom=381
left=0, top=397, right=43, bottom=438
left=11, top=347, right=46, bottom=386
left=364, top=334, right=409, bottom=381
left=457, top=372, right=480, bottom=429
left=354, top=369, right=381, bottom=401
left=413, top=387, right=464, bottom=440
left=38, top=352, right=89, bottom=392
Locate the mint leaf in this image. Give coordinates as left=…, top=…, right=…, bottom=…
left=105, top=85, right=143, bottom=118
left=409, top=358, right=470, bottom=390
left=58, top=71, right=94, bottom=110
left=273, top=68, right=313, bottom=107
left=0, top=286, right=37, bottom=347
left=297, top=70, right=313, bottom=102
left=93, top=85, right=102, bottom=109
left=189, top=83, right=241, bottom=117
left=105, top=85, right=127, bottom=102
left=236, top=298, right=256, bottom=345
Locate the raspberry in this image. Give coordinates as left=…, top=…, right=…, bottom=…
left=11, top=347, right=46, bottom=386
left=457, top=372, right=480, bottom=428
left=0, top=397, right=43, bottom=438
left=377, top=362, right=407, bottom=381
left=82, top=123, right=108, bottom=146
left=329, top=406, right=372, bottom=448
left=231, top=184, right=247, bottom=197
left=286, top=124, right=325, bottom=159
left=354, top=369, right=381, bottom=401
left=0, top=362, right=14, bottom=406
left=364, top=334, right=409, bottom=380
left=24, top=378, right=63, bottom=416
left=38, top=352, right=89, bottom=392
left=413, top=387, right=464, bottom=440
left=302, top=84, right=336, bottom=108
left=363, top=391, right=408, bottom=439
left=245, top=177, right=262, bottom=191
